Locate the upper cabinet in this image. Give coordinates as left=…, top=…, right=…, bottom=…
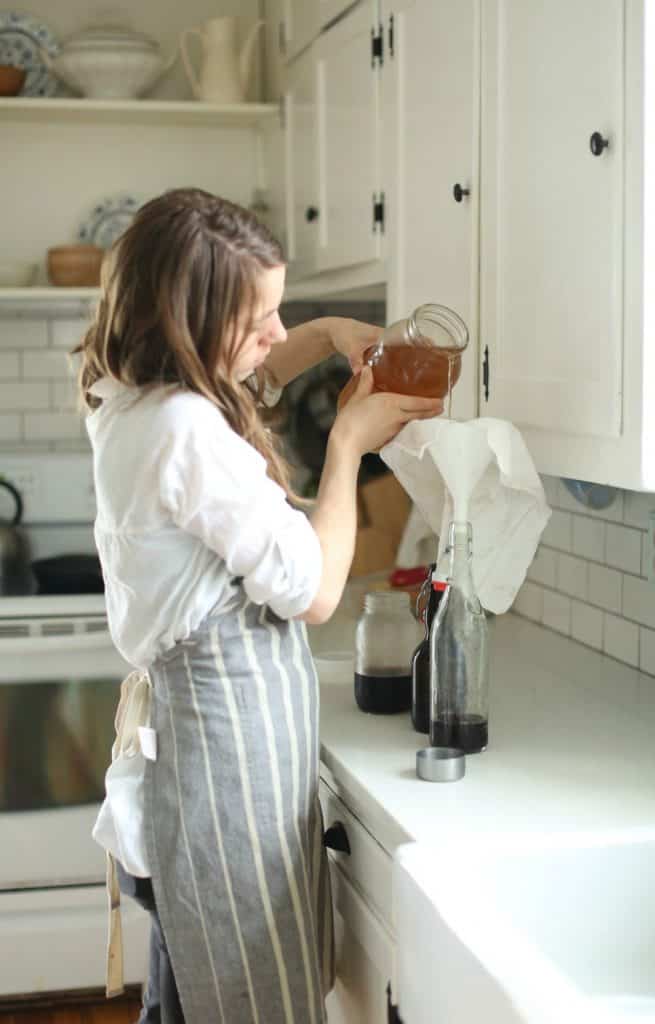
left=380, top=0, right=479, bottom=421
left=277, top=0, right=654, bottom=489
left=284, top=0, right=384, bottom=281
left=315, top=0, right=382, bottom=272
left=479, top=1, right=629, bottom=472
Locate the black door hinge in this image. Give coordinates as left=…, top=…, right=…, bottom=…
left=388, top=15, right=394, bottom=57
left=373, top=192, right=385, bottom=233
left=371, top=24, right=383, bottom=66
left=483, top=344, right=490, bottom=401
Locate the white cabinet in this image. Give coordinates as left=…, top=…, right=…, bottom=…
left=319, top=778, right=394, bottom=1023
left=478, top=0, right=655, bottom=491
left=284, top=0, right=384, bottom=281
left=380, top=0, right=480, bottom=421
left=325, top=869, right=394, bottom=1024
left=315, top=0, right=382, bottom=272
left=480, top=0, right=624, bottom=440
left=285, top=48, right=320, bottom=275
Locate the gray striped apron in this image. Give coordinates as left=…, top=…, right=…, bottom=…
left=143, top=589, right=335, bottom=1024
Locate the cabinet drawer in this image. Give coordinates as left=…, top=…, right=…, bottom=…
left=319, top=778, right=392, bottom=929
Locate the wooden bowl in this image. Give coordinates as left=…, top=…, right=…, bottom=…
left=47, top=245, right=104, bottom=287
left=0, top=65, right=26, bottom=96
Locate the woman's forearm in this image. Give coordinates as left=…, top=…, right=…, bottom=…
left=264, top=317, right=334, bottom=387
left=300, top=432, right=360, bottom=625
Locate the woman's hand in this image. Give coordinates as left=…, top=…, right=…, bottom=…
left=327, top=317, right=381, bottom=373
left=330, top=366, right=443, bottom=456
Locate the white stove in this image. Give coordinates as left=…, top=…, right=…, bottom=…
left=0, top=454, right=148, bottom=998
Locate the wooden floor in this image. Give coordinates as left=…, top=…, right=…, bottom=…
left=0, top=989, right=142, bottom=1023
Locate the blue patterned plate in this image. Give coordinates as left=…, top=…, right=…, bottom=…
left=77, top=194, right=141, bottom=249
left=0, top=10, right=59, bottom=97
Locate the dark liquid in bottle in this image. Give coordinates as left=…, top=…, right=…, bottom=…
left=364, top=341, right=462, bottom=400
left=430, top=713, right=488, bottom=753
left=411, top=578, right=444, bottom=734
left=354, top=672, right=412, bottom=714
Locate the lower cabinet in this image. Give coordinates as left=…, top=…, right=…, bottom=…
left=319, top=777, right=395, bottom=1023
left=325, top=867, right=394, bottom=1023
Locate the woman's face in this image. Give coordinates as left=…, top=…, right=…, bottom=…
left=233, top=264, right=287, bottom=381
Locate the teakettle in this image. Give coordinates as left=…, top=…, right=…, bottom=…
left=180, top=16, right=264, bottom=104
left=0, top=478, right=35, bottom=596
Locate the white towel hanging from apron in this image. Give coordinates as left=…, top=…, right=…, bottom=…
left=92, top=669, right=156, bottom=996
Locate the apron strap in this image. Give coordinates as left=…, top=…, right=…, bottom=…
left=105, top=851, right=125, bottom=998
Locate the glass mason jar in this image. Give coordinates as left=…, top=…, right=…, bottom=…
left=354, top=591, right=423, bottom=714
left=365, top=303, right=469, bottom=403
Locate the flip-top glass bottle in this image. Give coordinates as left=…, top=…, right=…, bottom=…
left=410, top=562, right=446, bottom=734
left=429, top=522, right=489, bottom=753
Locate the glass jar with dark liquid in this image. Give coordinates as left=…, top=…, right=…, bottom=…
left=354, top=591, right=423, bottom=714
left=337, top=303, right=469, bottom=416
left=366, top=303, right=468, bottom=417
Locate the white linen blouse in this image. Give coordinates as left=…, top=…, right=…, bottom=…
left=86, top=377, right=322, bottom=668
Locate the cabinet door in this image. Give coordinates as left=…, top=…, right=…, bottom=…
left=283, top=0, right=320, bottom=61
left=480, top=0, right=624, bottom=440
left=325, top=863, right=394, bottom=1024
left=285, top=47, right=319, bottom=276
left=381, top=0, right=480, bottom=422
left=316, top=0, right=382, bottom=272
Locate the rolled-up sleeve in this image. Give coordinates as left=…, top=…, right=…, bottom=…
left=160, top=397, right=322, bottom=619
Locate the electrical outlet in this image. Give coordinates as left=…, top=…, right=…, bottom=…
left=646, top=510, right=655, bottom=584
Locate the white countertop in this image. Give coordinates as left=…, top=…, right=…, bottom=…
left=315, top=614, right=655, bottom=854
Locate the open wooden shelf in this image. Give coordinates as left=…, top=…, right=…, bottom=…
left=0, top=97, right=279, bottom=127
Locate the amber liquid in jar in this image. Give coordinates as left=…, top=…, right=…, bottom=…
left=365, top=341, right=462, bottom=413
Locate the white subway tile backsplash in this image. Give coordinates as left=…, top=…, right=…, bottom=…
left=622, top=574, right=655, bottom=630
left=623, top=490, right=655, bottom=530
left=642, top=532, right=655, bottom=581
left=527, top=547, right=557, bottom=587
left=572, top=515, right=605, bottom=562
left=513, top=581, right=543, bottom=622
left=0, top=352, right=20, bottom=377
left=587, top=563, right=622, bottom=613
left=556, top=553, right=587, bottom=599
left=22, top=348, right=73, bottom=379
left=639, top=628, right=655, bottom=676
left=52, top=377, right=79, bottom=411
left=571, top=600, right=603, bottom=651
left=0, top=319, right=48, bottom=349
left=50, top=318, right=88, bottom=350
left=542, top=590, right=571, bottom=635
left=541, top=509, right=572, bottom=552
left=23, top=412, right=84, bottom=441
left=605, top=523, right=643, bottom=576
left=0, top=379, right=49, bottom=411
left=0, top=414, right=21, bottom=442
left=604, top=613, right=639, bottom=667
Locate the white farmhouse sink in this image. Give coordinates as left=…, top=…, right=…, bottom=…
left=392, top=831, right=655, bottom=1023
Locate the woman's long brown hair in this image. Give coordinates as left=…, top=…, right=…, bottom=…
left=75, top=188, right=295, bottom=496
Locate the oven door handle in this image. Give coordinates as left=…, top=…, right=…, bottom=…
left=1, top=630, right=113, bottom=654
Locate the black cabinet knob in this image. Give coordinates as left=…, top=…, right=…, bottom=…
left=590, top=131, right=609, bottom=156
left=323, top=821, right=351, bottom=855
left=453, top=183, right=470, bottom=203
left=305, top=205, right=320, bottom=222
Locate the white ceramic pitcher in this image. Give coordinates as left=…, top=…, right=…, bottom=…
left=180, top=16, right=263, bottom=103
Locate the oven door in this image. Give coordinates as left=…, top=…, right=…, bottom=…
left=0, top=624, right=132, bottom=891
